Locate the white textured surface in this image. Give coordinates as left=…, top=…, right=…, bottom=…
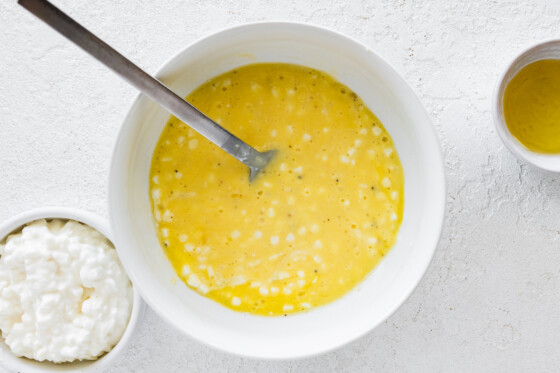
left=0, top=0, right=559, bottom=371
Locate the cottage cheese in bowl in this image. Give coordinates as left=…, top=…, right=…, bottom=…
left=0, top=218, right=133, bottom=363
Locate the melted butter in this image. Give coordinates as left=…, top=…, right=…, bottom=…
left=149, top=63, right=404, bottom=316
left=504, top=59, right=560, bottom=153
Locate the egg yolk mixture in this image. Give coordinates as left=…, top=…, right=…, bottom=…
left=504, top=59, right=560, bottom=154
left=149, top=63, right=404, bottom=316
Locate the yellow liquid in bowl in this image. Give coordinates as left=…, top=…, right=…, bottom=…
left=503, top=59, right=560, bottom=154
left=149, top=63, right=404, bottom=316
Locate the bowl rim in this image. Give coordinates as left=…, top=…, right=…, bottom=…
left=109, top=21, right=446, bottom=359
left=0, top=207, right=144, bottom=372
left=492, top=38, right=560, bottom=173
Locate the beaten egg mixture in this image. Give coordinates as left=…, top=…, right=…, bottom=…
left=150, top=63, right=404, bottom=316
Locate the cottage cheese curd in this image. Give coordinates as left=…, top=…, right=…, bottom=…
left=0, top=219, right=133, bottom=363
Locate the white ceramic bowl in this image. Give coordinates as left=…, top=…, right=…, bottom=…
left=493, top=39, right=560, bottom=172
left=0, top=207, right=144, bottom=373
left=109, top=22, right=445, bottom=359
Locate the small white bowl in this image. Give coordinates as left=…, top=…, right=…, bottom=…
left=110, top=22, right=445, bottom=359
left=493, top=39, right=560, bottom=172
left=0, top=207, right=144, bottom=373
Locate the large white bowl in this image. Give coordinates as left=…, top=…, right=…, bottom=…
left=109, top=22, right=445, bottom=359
left=0, top=207, right=144, bottom=373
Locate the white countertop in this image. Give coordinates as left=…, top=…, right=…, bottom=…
left=1, top=0, right=559, bottom=371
